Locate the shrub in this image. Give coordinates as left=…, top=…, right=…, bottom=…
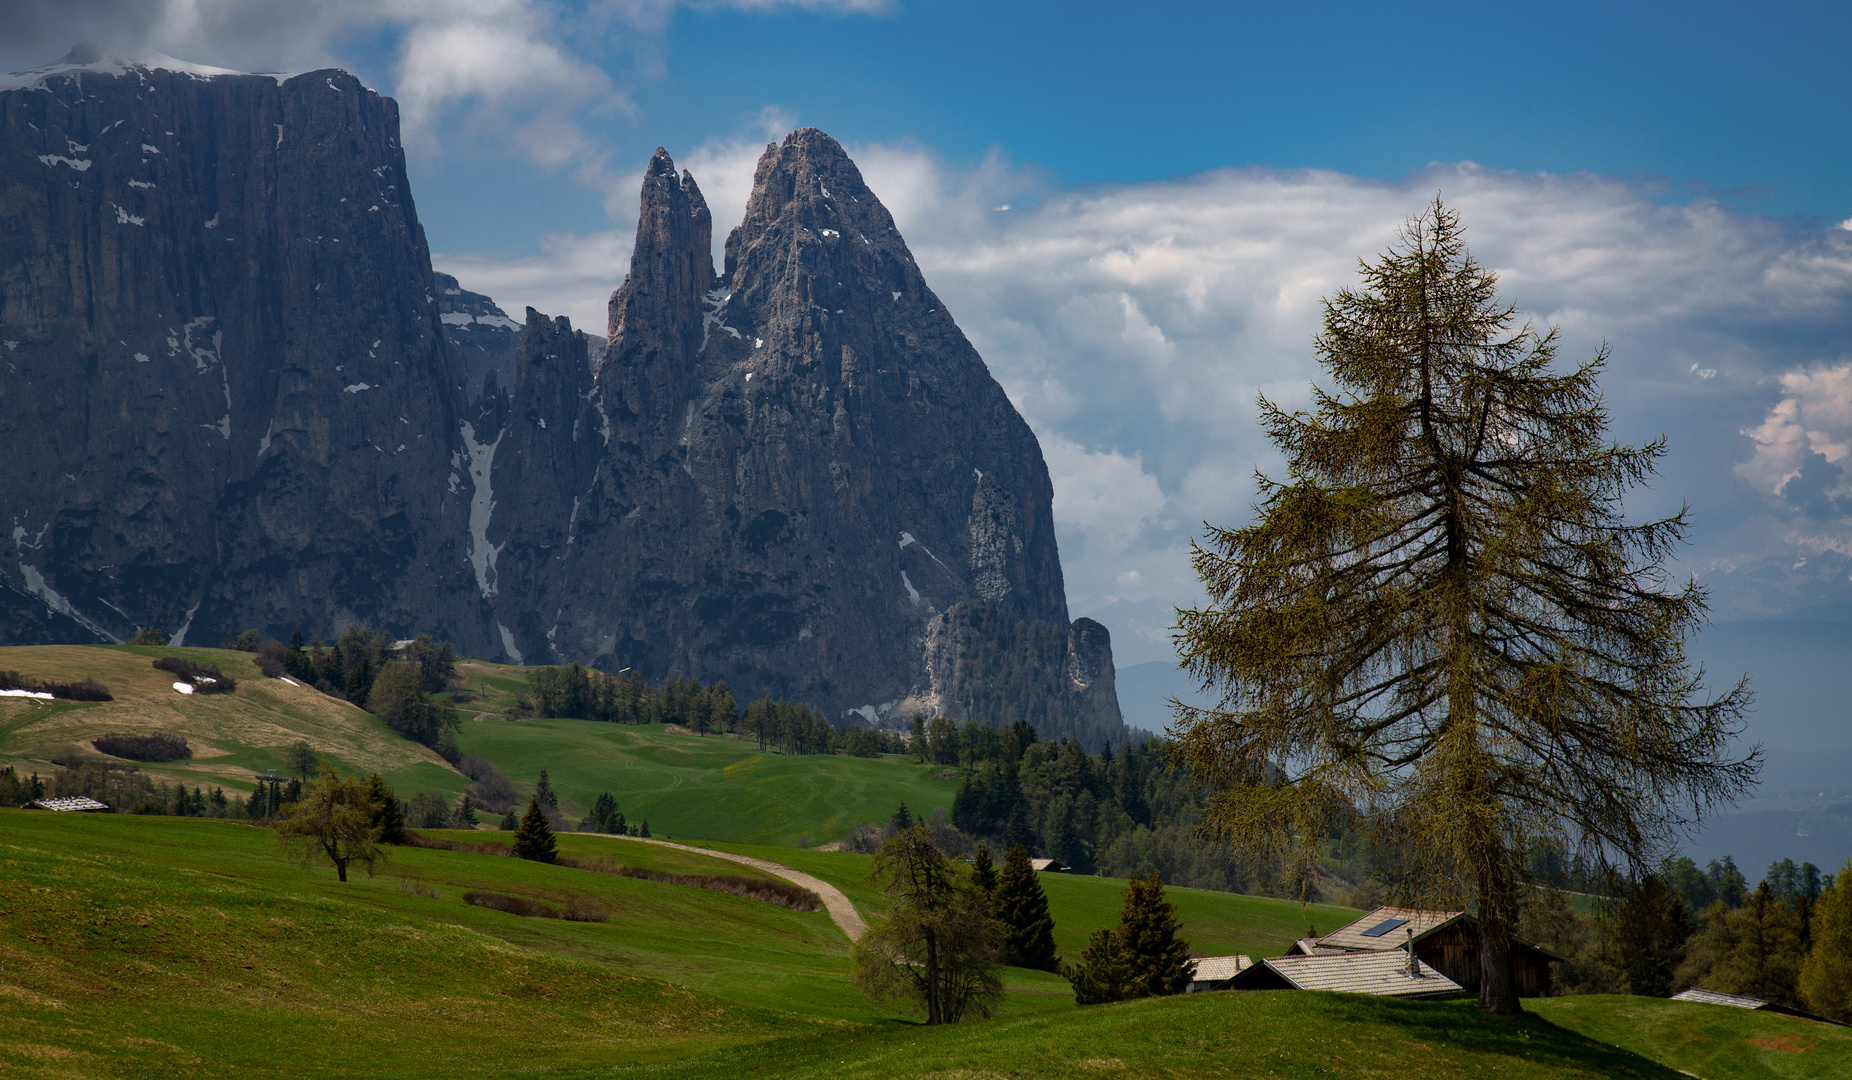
left=462, top=891, right=560, bottom=918
left=406, top=831, right=513, bottom=856
left=151, top=656, right=235, bottom=694
left=94, top=732, right=192, bottom=762
left=130, top=628, right=167, bottom=646
left=0, top=672, right=113, bottom=700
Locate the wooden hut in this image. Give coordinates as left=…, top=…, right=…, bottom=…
left=1287, top=906, right=1562, bottom=997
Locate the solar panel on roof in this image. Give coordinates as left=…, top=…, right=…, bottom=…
left=1361, top=917, right=1409, bottom=938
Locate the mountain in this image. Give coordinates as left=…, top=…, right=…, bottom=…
left=0, top=55, right=1124, bottom=741
left=472, top=133, right=1123, bottom=741
left=0, top=48, right=491, bottom=653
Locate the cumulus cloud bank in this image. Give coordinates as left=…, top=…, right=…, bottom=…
left=463, top=145, right=1852, bottom=662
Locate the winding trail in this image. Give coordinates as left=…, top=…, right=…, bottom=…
left=611, top=835, right=866, bottom=941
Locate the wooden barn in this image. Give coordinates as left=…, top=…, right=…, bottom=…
left=1285, top=906, right=1563, bottom=997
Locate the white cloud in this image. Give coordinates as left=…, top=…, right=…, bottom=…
left=1042, top=435, right=1166, bottom=553
left=429, top=138, right=1852, bottom=651
left=1739, top=365, right=1852, bottom=504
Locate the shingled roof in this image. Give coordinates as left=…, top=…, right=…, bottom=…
left=1230, top=952, right=1463, bottom=998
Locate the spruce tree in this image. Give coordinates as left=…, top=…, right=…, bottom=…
left=971, top=842, right=998, bottom=899
left=584, top=792, right=620, bottom=833
left=994, top=845, right=1060, bottom=971
left=499, top=808, right=518, bottom=831
left=1117, top=872, right=1192, bottom=997
left=456, top=793, right=478, bottom=827
left=1172, top=200, right=1754, bottom=1014
left=1610, top=874, right=1690, bottom=997
left=513, top=799, right=558, bottom=863
left=891, top=802, right=914, bottom=832
left=534, top=769, right=558, bottom=811
left=1067, top=927, right=1136, bottom=1005
left=363, top=774, right=405, bottom=844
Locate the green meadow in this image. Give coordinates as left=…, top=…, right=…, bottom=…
left=451, top=717, right=960, bottom=846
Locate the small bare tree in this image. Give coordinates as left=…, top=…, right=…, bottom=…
left=275, top=762, right=384, bottom=882
left=851, top=825, right=1000, bottom=1024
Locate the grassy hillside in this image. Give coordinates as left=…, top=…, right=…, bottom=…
left=454, top=716, right=960, bottom=845
left=0, top=644, right=465, bottom=796
left=1533, top=995, right=1852, bottom=1080
left=5, top=811, right=1847, bottom=1079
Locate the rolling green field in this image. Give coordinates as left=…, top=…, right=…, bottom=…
left=0, top=644, right=466, bottom=798
left=693, top=841, right=1363, bottom=963
left=454, top=717, right=961, bottom=846
left=5, top=811, right=1849, bottom=1078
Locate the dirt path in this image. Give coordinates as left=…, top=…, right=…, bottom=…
left=611, top=835, right=867, bottom=941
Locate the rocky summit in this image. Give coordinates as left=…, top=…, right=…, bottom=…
left=0, top=51, right=488, bottom=653
left=0, top=56, right=1124, bottom=741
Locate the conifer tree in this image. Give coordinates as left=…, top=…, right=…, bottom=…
left=1172, top=200, right=1755, bottom=1014
left=584, top=792, right=620, bottom=833
left=971, top=841, right=998, bottom=899
left=1800, top=858, right=1852, bottom=1022
left=513, top=799, right=557, bottom=863
left=891, top=802, right=914, bottom=832
left=994, top=845, right=1060, bottom=971
left=1117, top=872, right=1192, bottom=997
left=1066, top=927, right=1136, bottom=1005
left=534, top=770, right=558, bottom=811
left=363, top=774, right=405, bottom=845
left=456, top=793, right=478, bottom=827
left=499, top=808, right=518, bottom=831
left=1609, top=874, right=1690, bottom=997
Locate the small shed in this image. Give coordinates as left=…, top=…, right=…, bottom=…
left=1029, top=858, right=1066, bottom=873
left=26, top=795, right=110, bottom=812
left=1672, top=987, right=1847, bottom=1025
left=1185, top=955, right=1253, bottom=993
left=1226, top=951, right=1463, bottom=999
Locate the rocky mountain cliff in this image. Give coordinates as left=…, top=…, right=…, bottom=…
left=0, top=51, right=490, bottom=652
left=477, top=132, right=1122, bottom=737
left=0, top=56, right=1122, bottom=740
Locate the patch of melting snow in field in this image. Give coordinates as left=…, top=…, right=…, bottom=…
left=280, top=676, right=302, bottom=687
left=0, top=689, right=54, bottom=700
left=173, top=682, right=194, bottom=694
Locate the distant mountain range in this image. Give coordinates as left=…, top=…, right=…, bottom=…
left=0, top=51, right=1127, bottom=745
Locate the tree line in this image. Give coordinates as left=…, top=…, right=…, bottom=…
left=516, top=662, right=907, bottom=757
left=1517, top=854, right=1852, bottom=1021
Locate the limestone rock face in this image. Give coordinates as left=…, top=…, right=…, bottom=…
left=436, top=272, right=523, bottom=403
left=0, top=57, right=490, bottom=651
left=0, top=56, right=1123, bottom=742
left=484, top=131, right=1125, bottom=738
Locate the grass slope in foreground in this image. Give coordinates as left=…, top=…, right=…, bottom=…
left=454, top=716, right=960, bottom=846
left=0, top=644, right=464, bottom=797
left=4, top=812, right=1847, bottom=1079
left=1533, top=994, right=1852, bottom=1080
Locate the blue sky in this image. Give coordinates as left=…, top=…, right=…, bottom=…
left=393, top=0, right=1852, bottom=254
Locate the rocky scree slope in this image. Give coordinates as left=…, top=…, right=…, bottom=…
left=475, top=131, right=1123, bottom=740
